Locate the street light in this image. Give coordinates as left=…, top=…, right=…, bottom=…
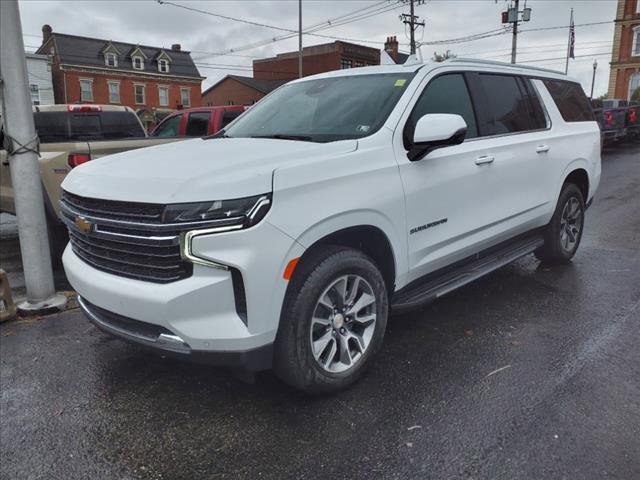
left=591, top=59, right=598, bottom=99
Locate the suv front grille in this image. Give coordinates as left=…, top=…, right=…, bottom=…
left=60, top=191, right=192, bottom=283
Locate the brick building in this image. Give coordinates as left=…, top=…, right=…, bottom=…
left=253, top=40, right=381, bottom=81
left=35, top=25, right=204, bottom=112
left=607, top=0, right=640, bottom=100
left=201, top=75, right=287, bottom=107
left=202, top=37, right=407, bottom=107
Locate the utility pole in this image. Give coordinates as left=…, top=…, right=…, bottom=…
left=298, top=0, right=303, bottom=78
left=511, top=0, right=519, bottom=64
left=501, top=0, right=531, bottom=64
left=590, top=59, right=598, bottom=99
left=401, top=0, right=425, bottom=55
left=0, top=0, right=67, bottom=314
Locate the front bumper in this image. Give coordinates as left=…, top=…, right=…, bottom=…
left=63, top=218, right=305, bottom=369
left=78, top=296, right=273, bottom=370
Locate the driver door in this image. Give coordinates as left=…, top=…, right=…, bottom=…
left=394, top=72, right=502, bottom=282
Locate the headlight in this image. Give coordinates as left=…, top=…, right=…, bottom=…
left=163, top=194, right=271, bottom=228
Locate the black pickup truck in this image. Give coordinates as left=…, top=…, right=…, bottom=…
left=591, top=99, right=640, bottom=143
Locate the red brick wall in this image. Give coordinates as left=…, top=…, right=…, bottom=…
left=253, top=41, right=381, bottom=80
left=201, top=78, right=264, bottom=106
left=61, top=70, right=202, bottom=109
left=254, top=52, right=341, bottom=80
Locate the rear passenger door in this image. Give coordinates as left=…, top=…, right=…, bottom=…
left=470, top=73, right=552, bottom=229
left=185, top=111, right=211, bottom=137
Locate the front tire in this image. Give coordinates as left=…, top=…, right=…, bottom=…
left=535, top=183, right=585, bottom=264
left=274, top=246, right=388, bottom=394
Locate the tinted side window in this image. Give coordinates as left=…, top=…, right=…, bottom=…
left=479, top=74, right=540, bottom=134
left=521, top=79, right=547, bottom=130
left=220, top=111, right=243, bottom=129
left=405, top=73, right=478, bottom=148
left=185, top=112, right=210, bottom=137
left=543, top=80, right=595, bottom=122
left=152, top=114, right=182, bottom=137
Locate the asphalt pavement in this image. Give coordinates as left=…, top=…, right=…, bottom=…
left=1, top=144, right=639, bottom=480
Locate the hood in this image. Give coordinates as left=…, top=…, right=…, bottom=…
left=62, top=137, right=357, bottom=203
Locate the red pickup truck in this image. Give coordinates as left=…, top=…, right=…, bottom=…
left=150, top=105, right=246, bottom=138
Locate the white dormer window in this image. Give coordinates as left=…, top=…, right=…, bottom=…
left=158, top=59, right=170, bottom=73
left=132, top=56, right=144, bottom=70
left=105, top=53, right=118, bottom=67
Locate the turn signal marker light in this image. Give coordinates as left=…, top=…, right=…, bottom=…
left=283, top=257, right=300, bottom=280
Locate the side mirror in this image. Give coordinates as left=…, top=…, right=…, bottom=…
left=408, top=113, right=467, bottom=161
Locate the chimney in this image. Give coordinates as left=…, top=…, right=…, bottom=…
left=384, top=35, right=399, bottom=63
left=42, top=24, right=52, bottom=45
left=171, top=44, right=181, bottom=51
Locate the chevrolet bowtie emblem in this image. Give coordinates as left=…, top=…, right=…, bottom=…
left=75, top=216, right=93, bottom=233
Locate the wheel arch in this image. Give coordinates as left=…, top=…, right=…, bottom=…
left=558, top=159, right=591, bottom=202
left=296, top=224, right=398, bottom=295
left=563, top=168, right=589, bottom=202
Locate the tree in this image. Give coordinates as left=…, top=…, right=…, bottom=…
left=432, top=50, right=456, bottom=62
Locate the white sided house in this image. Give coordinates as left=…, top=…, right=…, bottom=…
left=26, top=53, right=54, bottom=106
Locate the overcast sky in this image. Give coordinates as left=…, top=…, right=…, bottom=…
left=19, top=0, right=617, bottom=97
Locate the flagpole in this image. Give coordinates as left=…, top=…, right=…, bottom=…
left=564, top=8, right=573, bottom=75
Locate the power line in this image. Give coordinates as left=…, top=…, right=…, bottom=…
left=519, top=20, right=613, bottom=33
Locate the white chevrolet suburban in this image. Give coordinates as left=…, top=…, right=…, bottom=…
left=61, top=59, right=601, bottom=393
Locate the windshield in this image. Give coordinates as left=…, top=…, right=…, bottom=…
left=222, top=73, right=415, bottom=142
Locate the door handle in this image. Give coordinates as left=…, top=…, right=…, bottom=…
left=475, top=155, right=495, bottom=165
left=536, top=144, right=550, bottom=153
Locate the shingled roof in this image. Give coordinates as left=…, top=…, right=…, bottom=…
left=202, top=75, right=289, bottom=96
left=37, top=32, right=202, bottom=79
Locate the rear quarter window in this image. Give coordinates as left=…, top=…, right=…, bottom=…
left=542, top=80, right=595, bottom=122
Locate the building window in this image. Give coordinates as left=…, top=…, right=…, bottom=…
left=134, top=84, right=145, bottom=105
left=79, top=79, right=93, bottom=102
left=105, top=53, right=118, bottom=67
left=29, top=84, right=40, bottom=105
left=108, top=81, right=120, bottom=103
left=633, top=26, right=640, bottom=57
left=340, top=59, right=352, bottom=69
left=226, top=100, right=235, bottom=105
left=158, top=59, right=170, bottom=73
left=132, top=56, right=144, bottom=70
left=629, top=73, right=640, bottom=101
left=354, top=61, right=364, bottom=68
left=180, top=87, right=190, bottom=107
left=158, top=86, right=169, bottom=107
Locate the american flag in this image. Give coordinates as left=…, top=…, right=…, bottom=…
left=568, top=13, right=575, bottom=59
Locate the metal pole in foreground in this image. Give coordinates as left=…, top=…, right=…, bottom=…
left=298, top=0, right=303, bottom=78
left=0, top=0, right=67, bottom=314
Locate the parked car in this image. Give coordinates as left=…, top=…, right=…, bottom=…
left=61, top=59, right=601, bottom=393
left=591, top=98, right=639, bottom=143
left=0, top=104, right=180, bottom=262
left=150, top=106, right=247, bottom=138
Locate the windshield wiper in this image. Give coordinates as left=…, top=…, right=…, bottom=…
left=251, top=134, right=314, bottom=142
left=204, top=129, right=231, bottom=140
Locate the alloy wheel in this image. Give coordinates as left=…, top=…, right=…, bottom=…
left=309, top=274, right=377, bottom=373
left=559, top=196, right=583, bottom=253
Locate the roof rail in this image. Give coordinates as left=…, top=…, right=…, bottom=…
left=446, top=57, right=564, bottom=75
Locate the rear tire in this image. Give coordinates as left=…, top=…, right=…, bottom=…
left=274, top=245, right=388, bottom=394
left=535, top=183, right=585, bottom=264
